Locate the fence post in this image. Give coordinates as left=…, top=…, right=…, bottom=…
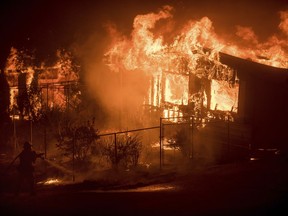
left=160, top=117, right=162, bottom=170
left=44, top=127, right=47, bottom=159
left=13, top=107, right=17, bottom=152
left=191, top=116, right=194, bottom=159
left=114, top=133, right=118, bottom=169
left=45, top=84, right=48, bottom=159
left=30, top=117, right=33, bottom=144
left=227, top=115, right=230, bottom=161
left=72, top=131, right=75, bottom=182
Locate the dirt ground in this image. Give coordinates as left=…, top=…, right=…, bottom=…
left=1, top=153, right=288, bottom=216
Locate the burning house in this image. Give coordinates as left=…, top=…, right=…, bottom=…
left=4, top=48, right=80, bottom=120
left=104, top=5, right=288, bottom=154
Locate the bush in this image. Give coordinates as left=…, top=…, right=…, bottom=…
left=102, top=133, right=142, bottom=169
left=168, top=126, right=193, bottom=158
left=55, top=118, right=99, bottom=168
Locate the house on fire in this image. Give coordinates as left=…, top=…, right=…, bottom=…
left=144, top=51, right=288, bottom=152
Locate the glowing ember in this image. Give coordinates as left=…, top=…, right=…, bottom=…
left=38, top=178, right=62, bottom=185
left=82, top=184, right=176, bottom=193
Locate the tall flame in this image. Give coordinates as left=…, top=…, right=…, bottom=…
left=105, top=6, right=247, bottom=117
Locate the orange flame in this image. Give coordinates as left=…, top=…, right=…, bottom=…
left=104, top=6, right=287, bottom=118
left=4, top=48, right=80, bottom=114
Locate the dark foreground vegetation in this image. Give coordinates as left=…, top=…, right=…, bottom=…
left=1, top=152, right=288, bottom=216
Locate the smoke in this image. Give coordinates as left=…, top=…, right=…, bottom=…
left=279, top=10, right=288, bottom=36
left=235, top=26, right=258, bottom=45
left=231, top=10, right=288, bottom=66
left=75, top=26, right=151, bottom=130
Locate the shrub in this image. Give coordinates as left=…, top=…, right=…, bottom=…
left=55, top=118, right=99, bottom=168
left=102, top=133, right=142, bottom=169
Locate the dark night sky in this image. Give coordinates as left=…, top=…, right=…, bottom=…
left=0, top=0, right=287, bottom=67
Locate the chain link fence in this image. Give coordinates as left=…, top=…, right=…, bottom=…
left=39, top=115, right=252, bottom=183
left=160, top=115, right=252, bottom=166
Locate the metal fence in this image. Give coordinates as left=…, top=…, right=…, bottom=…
left=96, top=126, right=160, bottom=170
left=160, top=115, right=252, bottom=166
left=94, top=115, right=252, bottom=171
left=39, top=115, right=252, bottom=182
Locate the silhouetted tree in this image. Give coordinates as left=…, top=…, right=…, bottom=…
left=28, top=70, right=42, bottom=121
left=0, top=70, right=11, bottom=150
left=56, top=117, right=99, bottom=168
left=17, top=72, right=30, bottom=120
left=0, top=70, right=10, bottom=118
